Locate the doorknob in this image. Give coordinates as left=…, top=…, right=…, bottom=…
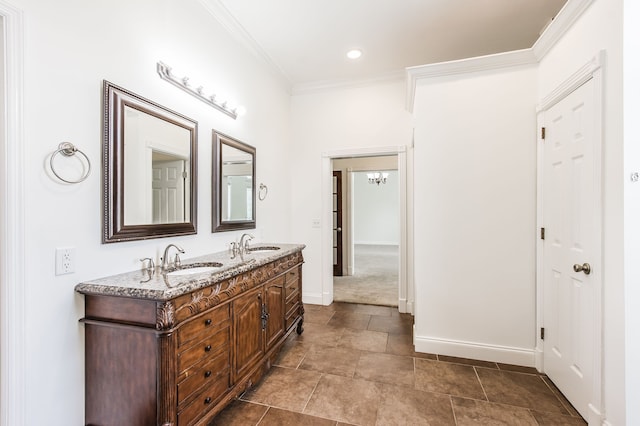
left=336, top=227, right=342, bottom=232
left=573, top=263, right=591, bottom=275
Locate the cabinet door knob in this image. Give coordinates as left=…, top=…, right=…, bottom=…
left=204, top=397, right=212, bottom=404
left=205, top=345, right=212, bottom=352
left=204, top=370, right=212, bottom=378
left=204, top=318, right=212, bottom=326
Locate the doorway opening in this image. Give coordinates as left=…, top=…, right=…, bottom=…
left=321, top=146, right=412, bottom=313
left=332, top=158, right=399, bottom=307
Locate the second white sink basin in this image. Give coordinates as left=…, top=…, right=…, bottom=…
left=166, top=262, right=223, bottom=277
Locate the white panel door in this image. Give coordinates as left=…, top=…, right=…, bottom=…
left=542, top=78, right=598, bottom=420
left=152, top=160, right=185, bottom=223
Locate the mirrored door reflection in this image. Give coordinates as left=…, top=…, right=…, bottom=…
left=333, top=171, right=343, bottom=276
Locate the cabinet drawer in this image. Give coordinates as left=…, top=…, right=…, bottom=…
left=285, top=292, right=298, bottom=315
left=285, top=308, right=299, bottom=330
left=178, top=326, right=230, bottom=374
left=178, top=349, right=230, bottom=406
left=285, top=269, right=300, bottom=297
left=177, top=372, right=230, bottom=426
left=177, top=304, right=230, bottom=348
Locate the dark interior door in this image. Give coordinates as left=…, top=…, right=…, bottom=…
left=332, top=171, right=343, bottom=276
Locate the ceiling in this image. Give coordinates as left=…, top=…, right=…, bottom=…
left=209, top=0, right=568, bottom=90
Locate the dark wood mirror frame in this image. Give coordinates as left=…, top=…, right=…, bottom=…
left=212, top=131, right=256, bottom=232
left=103, top=80, right=198, bottom=243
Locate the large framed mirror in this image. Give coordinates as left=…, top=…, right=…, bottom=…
left=103, top=80, right=198, bottom=243
left=212, top=131, right=256, bottom=232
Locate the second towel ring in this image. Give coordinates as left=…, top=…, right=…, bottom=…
left=258, top=183, right=268, bottom=201
left=50, top=142, right=91, bottom=184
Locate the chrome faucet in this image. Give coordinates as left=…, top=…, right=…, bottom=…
left=239, top=233, right=254, bottom=254
left=161, top=244, right=185, bottom=270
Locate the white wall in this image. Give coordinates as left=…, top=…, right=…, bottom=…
left=12, top=0, right=293, bottom=424
left=412, top=64, right=538, bottom=365
left=353, top=170, right=399, bottom=245
left=290, top=80, right=413, bottom=304
left=623, top=0, right=639, bottom=424
left=537, top=0, right=625, bottom=423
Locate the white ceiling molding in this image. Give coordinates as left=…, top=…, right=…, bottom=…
left=404, top=0, right=595, bottom=113
left=197, top=0, right=292, bottom=91
left=404, top=49, right=537, bottom=112
left=532, top=0, right=597, bottom=60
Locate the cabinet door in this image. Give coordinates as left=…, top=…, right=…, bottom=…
left=264, top=276, right=285, bottom=350
left=233, top=286, right=264, bottom=380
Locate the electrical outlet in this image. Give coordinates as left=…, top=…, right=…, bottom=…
left=55, top=247, right=76, bottom=275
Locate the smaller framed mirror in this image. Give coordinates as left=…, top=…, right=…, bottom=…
left=212, top=131, right=256, bottom=232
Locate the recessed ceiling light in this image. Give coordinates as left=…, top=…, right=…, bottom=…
left=346, top=49, right=363, bottom=60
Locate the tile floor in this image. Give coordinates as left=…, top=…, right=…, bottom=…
left=210, top=303, right=586, bottom=426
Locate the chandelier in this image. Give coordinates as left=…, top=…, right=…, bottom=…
left=367, top=172, right=389, bottom=185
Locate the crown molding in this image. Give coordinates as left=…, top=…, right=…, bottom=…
left=405, top=0, right=596, bottom=113
left=405, top=49, right=537, bottom=112
left=532, top=0, right=596, bottom=60
left=197, top=0, right=292, bottom=91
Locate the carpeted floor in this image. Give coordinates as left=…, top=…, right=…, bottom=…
left=333, top=244, right=398, bottom=307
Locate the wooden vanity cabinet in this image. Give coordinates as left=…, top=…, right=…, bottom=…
left=80, top=251, right=304, bottom=426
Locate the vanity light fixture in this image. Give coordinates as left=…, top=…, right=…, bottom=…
left=346, top=49, right=363, bottom=60
left=367, top=171, right=388, bottom=185
left=156, top=61, right=241, bottom=120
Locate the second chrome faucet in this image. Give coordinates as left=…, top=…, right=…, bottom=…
left=230, top=233, right=254, bottom=258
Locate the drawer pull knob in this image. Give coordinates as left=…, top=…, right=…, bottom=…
left=204, top=319, right=212, bottom=326
left=205, top=345, right=212, bottom=352
left=204, top=397, right=212, bottom=404
left=204, top=370, right=212, bottom=378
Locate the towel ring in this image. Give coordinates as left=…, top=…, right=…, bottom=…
left=258, top=183, right=268, bottom=201
left=50, top=142, right=91, bottom=184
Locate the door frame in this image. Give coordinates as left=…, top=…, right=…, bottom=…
left=321, top=145, right=412, bottom=313
left=0, top=2, right=25, bottom=425
left=536, top=51, right=604, bottom=423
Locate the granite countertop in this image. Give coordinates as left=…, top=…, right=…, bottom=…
left=74, top=243, right=305, bottom=301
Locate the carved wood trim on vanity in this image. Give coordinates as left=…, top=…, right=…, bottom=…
left=79, top=248, right=304, bottom=426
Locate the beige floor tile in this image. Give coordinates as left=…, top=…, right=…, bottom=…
left=273, top=340, right=308, bottom=368
left=376, top=383, right=456, bottom=425
left=258, top=407, right=336, bottom=426
left=354, top=352, right=414, bottom=387
left=328, top=312, right=371, bottom=329
left=241, top=366, right=322, bottom=412
left=414, top=358, right=486, bottom=399
left=299, top=346, right=361, bottom=377
left=367, top=315, right=412, bottom=335
left=292, top=322, right=345, bottom=348
left=476, top=367, right=569, bottom=414
left=337, top=328, right=388, bottom=352
left=530, top=410, right=587, bottom=425
left=304, top=374, right=381, bottom=426
left=305, top=309, right=336, bottom=325
left=385, top=333, right=437, bottom=359
left=452, top=397, right=538, bottom=425
left=208, top=399, right=267, bottom=426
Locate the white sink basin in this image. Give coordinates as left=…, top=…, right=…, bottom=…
left=247, top=246, right=281, bottom=253
left=166, top=262, right=223, bottom=277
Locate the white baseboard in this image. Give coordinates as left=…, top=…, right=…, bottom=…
left=398, top=298, right=407, bottom=313
left=414, top=334, right=536, bottom=367
left=302, top=292, right=324, bottom=305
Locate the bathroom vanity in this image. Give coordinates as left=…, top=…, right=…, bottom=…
left=75, top=244, right=304, bottom=426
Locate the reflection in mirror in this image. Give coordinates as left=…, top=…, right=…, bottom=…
left=212, top=131, right=256, bottom=232
left=103, top=81, right=198, bottom=243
